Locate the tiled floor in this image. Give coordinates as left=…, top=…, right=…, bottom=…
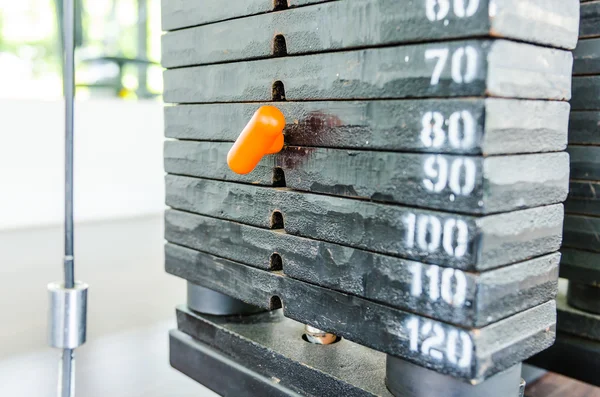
left=0, top=321, right=216, bottom=397
left=0, top=215, right=213, bottom=396
left=0, top=215, right=182, bottom=357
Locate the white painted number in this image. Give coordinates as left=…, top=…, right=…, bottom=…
left=441, top=268, right=467, bottom=306
left=403, top=214, right=469, bottom=258
left=423, top=156, right=476, bottom=196
left=408, top=317, right=420, bottom=352
left=421, top=111, right=445, bottom=148
left=421, top=322, right=445, bottom=360
left=425, top=47, right=478, bottom=85
left=447, top=329, right=473, bottom=368
left=408, top=262, right=467, bottom=307
left=425, top=265, right=441, bottom=301
left=425, top=48, right=449, bottom=85
left=404, top=213, right=417, bottom=250
left=425, top=0, right=451, bottom=21
left=451, top=46, right=478, bottom=84
left=421, top=110, right=476, bottom=150
left=417, top=215, right=442, bottom=252
left=448, top=110, right=475, bottom=149
left=449, top=158, right=477, bottom=195
left=453, top=0, right=480, bottom=18
left=426, top=0, right=480, bottom=21
left=443, top=218, right=469, bottom=258
left=423, top=156, right=448, bottom=193
left=406, top=317, right=473, bottom=368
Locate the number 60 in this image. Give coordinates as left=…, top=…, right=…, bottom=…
left=426, top=0, right=480, bottom=21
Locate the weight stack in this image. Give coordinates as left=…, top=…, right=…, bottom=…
left=161, top=1, right=579, bottom=396
left=527, top=0, right=600, bottom=387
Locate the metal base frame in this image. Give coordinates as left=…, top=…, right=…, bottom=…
left=170, top=330, right=300, bottom=397
left=171, top=306, right=525, bottom=397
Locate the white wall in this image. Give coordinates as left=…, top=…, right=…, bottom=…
left=0, top=99, right=184, bottom=358
left=0, top=99, right=165, bottom=230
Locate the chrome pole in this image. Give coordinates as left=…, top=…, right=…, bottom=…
left=63, top=0, right=75, bottom=292
left=48, top=1, right=88, bottom=396
left=62, top=0, right=75, bottom=394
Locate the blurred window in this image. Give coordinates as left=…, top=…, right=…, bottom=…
left=0, top=0, right=162, bottom=100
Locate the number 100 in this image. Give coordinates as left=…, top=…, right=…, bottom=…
left=403, top=214, right=469, bottom=258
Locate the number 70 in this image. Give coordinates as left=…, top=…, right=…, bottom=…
left=425, top=47, right=478, bottom=85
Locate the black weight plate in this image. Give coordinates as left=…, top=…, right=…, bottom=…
left=162, top=0, right=578, bottom=68
left=571, top=76, right=600, bottom=110
left=163, top=40, right=572, bottom=103
left=565, top=180, right=600, bottom=216
left=567, top=281, right=600, bottom=315
left=164, top=141, right=569, bottom=214
left=165, top=174, right=564, bottom=270
left=573, top=38, right=600, bottom=75
left=580, top=0, right=600, bottom=38
left=526, top=332, right=600, bottom=387
left=165, top=243, right=557, bottom=383
left=165, top=99, right=569, bottom=155
left=567, top=146, right=600, bottom=180
left=568, top=111, right=600, bottom=144
left=557, top=289, right=600, bottom=341
left=165, top=209, right=559, bottom=327
left=562, top=214, right=600, bottom=253
left=560, top=248, right=600, bottom=284
left=161, top=0, right=331, bottom=31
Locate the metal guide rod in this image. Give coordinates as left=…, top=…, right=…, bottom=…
left=47, top=0, right=88, bottom=396
left=64, top=0, right=74, bottom=292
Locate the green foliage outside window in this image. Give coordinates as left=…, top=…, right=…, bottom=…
left=0, top=0, right=162, bottom=100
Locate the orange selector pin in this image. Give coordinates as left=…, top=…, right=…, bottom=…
left=227, top=106, right=285, bottom=174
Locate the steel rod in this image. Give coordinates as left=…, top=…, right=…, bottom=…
left=63, top=0, right=75, bottom=290
left=60, top=0, right=76, bottom=396
left=59, top=349, right=74, bottom=397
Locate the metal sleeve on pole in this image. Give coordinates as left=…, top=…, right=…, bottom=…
left=48, top=282, right=88, bottom=349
